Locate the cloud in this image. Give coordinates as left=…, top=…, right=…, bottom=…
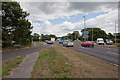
left=14, top=0, right=119, bottom=2
left=20, top=2, right=118, bottom=21
left=15, top=1, right=119, bottom=37
left=32, top=8, right=118, bottom=37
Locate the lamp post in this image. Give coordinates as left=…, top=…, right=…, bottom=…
left=35, top=20, right=42, bottom=41
left=92, top=28, right=93, bottom=41
left=115, top=21, right=117, bottom=43
left=83, top=16, right=86, bottom=41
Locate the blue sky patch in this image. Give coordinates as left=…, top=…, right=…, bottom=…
left=48, top=12, right=108, bottom=25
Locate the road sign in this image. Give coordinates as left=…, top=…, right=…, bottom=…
left=82, top=31, right=89, bottom=35
left=13, top=44, right=19, bottom=47
left=83, top=35, right=88, bottom=39
left=60, top=37, right=62, bottom=40
left=82, top=31, right=88, bottom=39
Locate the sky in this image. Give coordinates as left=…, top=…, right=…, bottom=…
left=14, top=0, right=119, bottom=37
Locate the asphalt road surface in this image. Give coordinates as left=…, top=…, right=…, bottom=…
left=3, top=42, right=120, bottom=65
left=57, top=43, right=119, bottom=65
left=2, top=44, right=51, bottom=60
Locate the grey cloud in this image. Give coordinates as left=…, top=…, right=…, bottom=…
left=21, top=2, right=118, bottom=15
left=37, top=2, right=57, bottom=14
left=68, top=2, right=117, bottom=13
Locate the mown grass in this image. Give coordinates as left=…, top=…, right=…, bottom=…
left=33, top=41, right=44, bottom=46
left=2, top=55, right=26, bottom=77
left=31, top=47, right=72, bottom=78
left=73, top=41, right=82, bottom=44
left=2, top=44, right=33, bottom=52
left=95, top=44, right=119, bottom=49
left=2, top=41, right=44, bottom=52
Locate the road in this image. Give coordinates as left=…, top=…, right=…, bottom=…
left=56, top=43, right=119, bottom=65
left=3, top=42, right=119, bottom=65
left=2, top=44, right=51, bottom=60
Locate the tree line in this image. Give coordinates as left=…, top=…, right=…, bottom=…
left=32, top=33, right=57, bottom=41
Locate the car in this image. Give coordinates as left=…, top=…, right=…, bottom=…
left=81, top=41, right=94, bottom=47
left=45, top=40, right=48, bottom=43
left=106, top=41, right=113, bottom=45
left=63, top=41, right=74, bottom=47
left=59, top=40, right=64, bottom=44
left=97, top=38, right=104, bottom=45
left=47, top=41, right=54, bottom=44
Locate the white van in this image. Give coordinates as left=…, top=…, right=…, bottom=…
left=97, top=38, right=104, bottom=45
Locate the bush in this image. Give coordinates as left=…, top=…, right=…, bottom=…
left=2, top=41, right=12, bottom=48
left=116, top=39, right=120, bottom=43
left=20, top=38, right=31, bottom=45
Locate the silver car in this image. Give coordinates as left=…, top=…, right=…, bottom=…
left=47, top=41, right=54, bottom=44
left=63, top=41, right=74, bottom=47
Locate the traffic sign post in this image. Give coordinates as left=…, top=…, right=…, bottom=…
left=82, top=31, right=89, bottom=40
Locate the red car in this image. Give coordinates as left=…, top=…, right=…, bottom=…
left=81, top=41, right=94, bottom=47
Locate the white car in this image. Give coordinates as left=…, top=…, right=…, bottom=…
left=97, top=38, right=104, bottom=45
left=63, top=41, right=74, bottom=47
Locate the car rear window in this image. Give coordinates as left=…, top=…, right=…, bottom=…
left=88, top=41, right=94, bottom=43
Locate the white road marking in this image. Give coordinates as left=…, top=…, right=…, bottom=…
left=106, top=51, right=118, bottom=55
left=109, top=63, right=119, bottom=67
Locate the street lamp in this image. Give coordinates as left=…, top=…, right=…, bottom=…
left=83, top=16, right=87, bottom=41
left=115, top=21, right=117, bottom=43
left=35, top=20, right=42, bottom=41
left=107, top=21, right=117, bottom=43
left=92, top=27, right=93, bottom=41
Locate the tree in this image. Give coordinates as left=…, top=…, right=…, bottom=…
left=81, top=28, right=107, bottom=41
left=67, top=31, right=80, bottom=41
left=2, top=2, right=32, bottom=47
left=40, top=34, right=57, bottom=41
left=107, top=33, right=114, bottom=39
left=33, top=33, right=40, bottom=41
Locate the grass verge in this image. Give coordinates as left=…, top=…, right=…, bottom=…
left=95, top=44, right=119, bottom=49
left=2, top=41, right=44, bottom=52
left=73, top=41, right=82, bottom=44
left=2, top=55, right=26, bottom=77
left=31, top=45, right=118, bottom=78
left=33, top=41, right=44, bottom=47
left=31, top=47, right=72, bottom=78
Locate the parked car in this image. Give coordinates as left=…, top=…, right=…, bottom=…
left=47, top=41, right=54, bottom=44
left=63, top=41, right=74, bottom=47
left=81, top=41, right=94, bottom=47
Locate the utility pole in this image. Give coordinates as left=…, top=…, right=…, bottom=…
left=115, top=21, right=116, bottom=43
left=32, top=21, right=33, bottom=43
left=92, top=28, right=93, bottom=41
left=83, top=16, right=86, bottom=41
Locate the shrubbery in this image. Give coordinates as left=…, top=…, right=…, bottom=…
left=2, top=41, right=12, bottom=48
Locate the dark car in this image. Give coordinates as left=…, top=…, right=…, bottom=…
left=81, top=41, right=94, bottom=47
left=59, top=40, right=64, bottom=44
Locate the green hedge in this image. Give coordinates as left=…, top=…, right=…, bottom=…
left=2, top=41, right=12, bottom=48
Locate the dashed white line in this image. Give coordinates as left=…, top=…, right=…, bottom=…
left=106, top=51, right=119, bottom=55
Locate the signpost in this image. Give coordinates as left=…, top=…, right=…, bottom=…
left=60, top=37, right=62, bottom=40
left=13, top=44, right=19, bottom=47
left=82, top=31, right=88, bottom=39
